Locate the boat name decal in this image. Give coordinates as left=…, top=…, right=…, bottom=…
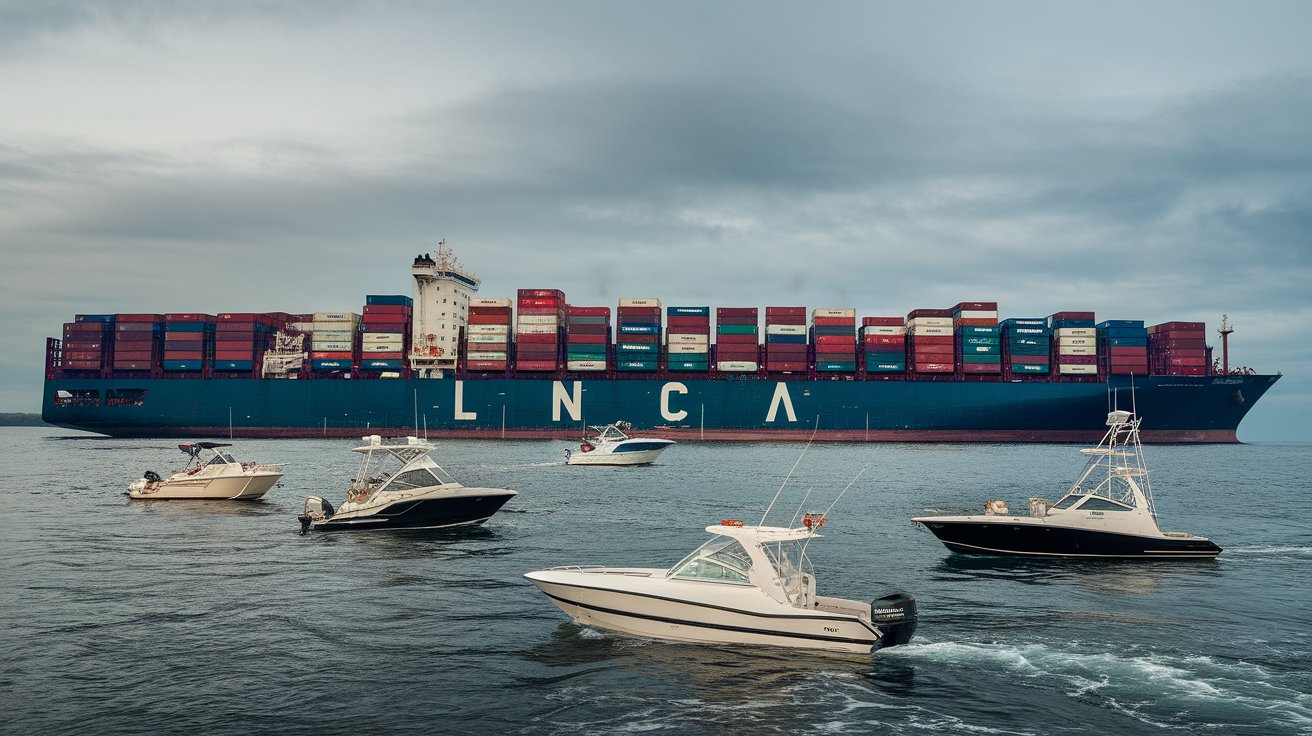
left=765, top=382, right=798, bottom=423
left=661, top=382, right=689, bottom=422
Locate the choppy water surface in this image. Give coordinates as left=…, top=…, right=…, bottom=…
left=2, top=428, right=1309, bottom=735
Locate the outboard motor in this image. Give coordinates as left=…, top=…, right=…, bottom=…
left=870, top=592, right=918, bottom=650
left=298, top=496, right=334, bottom=535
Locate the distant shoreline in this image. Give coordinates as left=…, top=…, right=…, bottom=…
left=0, top=413, right=49, bottom=426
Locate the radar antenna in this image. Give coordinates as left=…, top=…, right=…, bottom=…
left=1218, top=314, right=1234, bottom=375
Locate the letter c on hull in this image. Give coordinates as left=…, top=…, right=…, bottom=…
left=661, top=382, right=689, bottom=422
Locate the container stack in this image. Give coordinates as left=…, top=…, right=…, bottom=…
left=215, top=313, right=279, bottom=372
left=953, top=302, right=1000, bottom=375
left=861, top=317, right=906, bottom=375
left=162, top=314, right=215, bottom=372
left=616, top=298, right=662, bottom=372
left=1148, top=321, right=1208, bottom=376
left=516, top=289, right=566, bottom=372
left=360, top=295, right=412, bottom=373
left=465, top=298, right=513, bottom=372
left=666, top=306, right=711, bottom=372
left=1000, top=318, right=1051, bottom=377
left=112, top=314, right=164, bottom=372
left=810, top=308, right=856, bottom=373
left=310, top=312, right=360, bottom=374
left=1097, top=320, right=1149, bottom=376
left=1049, top=311, right=1097, bottom=376
left=716, top=307, right=759, bottom=373
left=906, top=308, right=955, bottom=374
left=764, top=307, right=808, bottom=373
left=62, top=315, right=115, bottom=373
left=565, top=306, right=610, bottom=372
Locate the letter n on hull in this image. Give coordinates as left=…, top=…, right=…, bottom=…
left=553, top=381, right=582, bottom=422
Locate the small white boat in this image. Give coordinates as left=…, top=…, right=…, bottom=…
left=565, top=421, right=674, bottom=466
left=128, top=442, right=284, bottom=500
left=525, top=516, right=917, bottom=654
left=913, top=409, right=1222, bottom=558
left=298, top=435, right=517, bottom=533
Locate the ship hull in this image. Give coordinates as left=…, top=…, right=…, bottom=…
left=43, top=373, right=1279, bottom=442
left=917, top=519, right=1223, bottom=558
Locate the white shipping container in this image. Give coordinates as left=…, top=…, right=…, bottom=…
left=812, top=308, right=856, bottom=318
left=467, top=334, right=506, bottom=344
left=1058, top=336, right=1095, bottom=347
left=1058, top=364, right=1098, bottom=375
left=1056, top=327, right=1095, bottom=337
left=861, top=325, right=906, bottom=335
left=288, top=322, right=314, bottom=333
left=312, top=312, right=359, bottom=323
left=668, top=333, right=709, bottom=345
left=470, top=297, right=512, bottom=308
left=717, top=361, right=759, bottom=372
left=467, top=324, right=509, bottom=335
left=312, top=327, right=356, bottom=338
left=362, top=343, right=403, bottom=353
left=910, top=325, right=953, bottom=336
left=955, top=310, right=998, bottom=320
left=517, top=315, right=561, bottom=325
left=619, top=297, right=661, bottom=307
left=906, top=317, right=953, bottom=328
left=467, top=351, right=508, bottom=361
left=766, top=324, right=807, bottom=335
left=668, top=343, right=709, bottom=355
left=1058, top=346, right=1097, bottom=356
left=362, top=333, right=404, bottom=343
left=516, top=324, right=558, bottom=335
left=566, top=360, right=607, bottom=371
left=311, top=341, right=354, bottom=351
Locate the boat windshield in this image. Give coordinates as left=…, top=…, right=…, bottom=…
left=761, top=539, right=807, bottom=603
left=668, top=537, right=754, bottom=584
left=206, top=452, right=237, bottom=466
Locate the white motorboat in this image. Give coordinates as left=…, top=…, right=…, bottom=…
left=128, top=442, right=284, bottom=500
left=564, top=421, right=674, bottom=466
left=298, top=435, right=517, bottom=533
left=913, top=410, right=1222, bottom=558
left=524, top=516, right=917, bottom=654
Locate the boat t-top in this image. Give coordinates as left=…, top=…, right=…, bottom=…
left=525, top=515, right=917, bottom=654
left=913, top=410, right=1222, bottom=559
left=565, top=421, right=674, bottom=466
left=128, top=442, right=284, bottom=500
left=298, top=435, right=517, bottom=533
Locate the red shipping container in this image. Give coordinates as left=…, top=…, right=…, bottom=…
left=766, top=345, right=808, bottom=354
left=954, top=302, right=998, bottom=311
left=717, top=307, right=758, bottom=318
left=517, top=307, right=564, bottom=317
left=815, top=351, right=855, bottom=361
left=567, top=334, right=608, bottom=344
left=668, top=316, right=710, bottom=327
left=515, top=361, right=560, bottom=371
left=518, top=297, right=566, bottom=308
left=619, top=333, right=660, bottom=344
left=812, top=316, right=856, bottom=326
left=165, top=313, right=216, bottom=322
left=1167, top=356, right=1207, bottom=366
left=162, top=351, right=204, bottom=360
left=954, top=317, right=999, bottom=326
left=862, top=317, right=905, bottom=327
left=469, top=341, right=508, bottom=352
left=1169, top=365, right=1208, bottom=375
left=912, top=363, right=954, bottom=372
left=112, top=360, right=155, bottom=370
left=565, top=306, right=609, bottom=317
left=64, top=351, right=105, bottom=361
left=216, top=322, right=260, bottom=332
left=1010, top=354, right=1050, bottom=365
left=907, top=308, right=953, bottom=319
left=766, top=361, right=808, bottom=371
left=617, top=307, right=661, bottom=317
left=669, top=326, right=711, bottom=335
left=716, top=334, right=758, bottom=345
left=466, top=360, right=508, bottom=371
left=518, top=288, right=565, bottom=299
left=310, top=351, right=353, bottom=360
left=64, top=361, right=104, bottom=369
left=361, top=313, right=408, bottom=325
left=567, top=324, right=609, bottom=335
left=1107, top=346, right=1147, bottom=357
left=961, top=362, right=1001, bottom=373
left=164, top=340, right=205, bottom=352
left=865, top=335, right=905, bottom=346
left=911, top=335, right=954, bottom=346
left=64, top=322, right=109, bottom=333
left=469, top=313, right=513, bottom=324
left=814, top=335, right=855, bottom=347
left=716, top=315, right=757, bottom=326
left=515, top=333, right=559, bottom=344
left=1153, top=337, right=1206, bottom=349
left=1050, top=311, right=1096, bottom=321
left=764, top=315, right=807, bottom=325
left=914, top=344, right=954, bottom=355
left=116, top=314, right=165, bottom=323
left=1057, top=355, right=1097, bottom=365
left=63, top=342, right=106, bottom=353
left=765, top=307, right=806, bottom=317
left=362, top=305, right=411, bottom=315
left=1149, top=321, right=1205, bottom=333
left=469, top=306, right=512, bottom=315
left=215, top=350, right=257, bottom=360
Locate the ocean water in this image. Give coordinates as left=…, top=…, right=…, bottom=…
left=2, top=427, right=1309, bottom=735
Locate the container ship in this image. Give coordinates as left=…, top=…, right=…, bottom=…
left=42, top=244, right=1279, bottom=442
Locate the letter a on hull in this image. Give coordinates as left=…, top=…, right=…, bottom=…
left=765, top=382, right=797, bottom=423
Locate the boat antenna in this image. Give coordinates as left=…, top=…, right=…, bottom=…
left=1130, top=374, right=1138, bottom=418
left=800, top=465, right=867, bottom=557
left=786, top=487, right=815, bottom=528
left=759, top=415, right=820, bottom=526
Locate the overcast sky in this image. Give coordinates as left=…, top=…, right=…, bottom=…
left=3, top=1, right=1309, bottom=439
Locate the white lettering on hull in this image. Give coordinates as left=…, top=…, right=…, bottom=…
left=454, top=380, right=477, bottom=420
left=553, top=381, right=583, bottom=422
left=661, top=382, right=689, bottom=421
left=765, top=382, right=797, bottom=423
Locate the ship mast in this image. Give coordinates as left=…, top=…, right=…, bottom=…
left=1218, top=314, right=1234, bottom=375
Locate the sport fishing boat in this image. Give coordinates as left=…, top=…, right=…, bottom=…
left=564, top=421, right=675, bottom=466
left=913, top=409, right=1222, bottom=558
left=128, top=442, right=283, bottom=500
left=524, top=515, right=917, bottom=654
left=298, top=435, right=517, bottom=533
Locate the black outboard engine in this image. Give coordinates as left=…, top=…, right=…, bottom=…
left=143, top=470, right=161, bottom=483
left=870, top=592, right=918, bottom=650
